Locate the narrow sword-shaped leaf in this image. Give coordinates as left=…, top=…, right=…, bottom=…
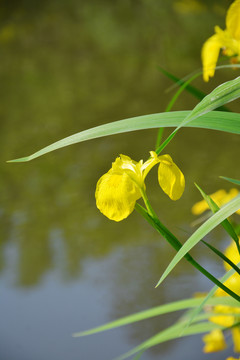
left=155, top=76, right=240, bottom=155
left=72, top=295, right=238, bottom=337
left=201, top=241, right=240, bottom=275
left=195, top=183, right=240, bottom=253
left=8, top=110, right=240, bottom=162
left=184, top=76, right=240, bottom=125
left=220, top=176, right=240, bottom=186
left=156, top=195, right=240, bottom=287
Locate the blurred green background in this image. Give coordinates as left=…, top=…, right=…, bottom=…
left=0, top=0, right=239, bottom=359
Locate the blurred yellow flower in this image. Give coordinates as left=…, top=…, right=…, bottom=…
left=0, top=24, right=15, bottom=43
left=210, top=304, right=240, bottom=327
left=202, top=329, right=227, bottom=352
left=95, top=151, right=185, bottom=221
left=191, top=188, right=240, bottom=215
left=232, top=327, right=240, bottom=353
left=224, top=240, right=240, bottom=271
left=173, top=0, right=205, bottom=14
left=202, top=0, right=240, bottom=81
left=226, top=357, right=240, bottom=360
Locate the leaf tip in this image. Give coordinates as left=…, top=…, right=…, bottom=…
left=7, top=156, right=30, bottom=163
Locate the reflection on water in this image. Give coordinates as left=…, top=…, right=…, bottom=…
left=1, top=0, right=239, bottom=359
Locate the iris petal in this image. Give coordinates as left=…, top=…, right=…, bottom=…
left=201, top=33, right=223, bottom=82
left=158, top=155, right=185, bottom=200
left=226, top=0, right=240, bottom=40
left=95, top=171, right=141, bottom=222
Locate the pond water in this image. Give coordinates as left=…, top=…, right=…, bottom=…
left=1, top=1, right=240, bottom=359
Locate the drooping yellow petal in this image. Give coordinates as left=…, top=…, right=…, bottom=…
left=201, top=33, right=223, bottom=82
left=95, top=171, right=141, bottom=222
left=158, top=154, right=185, bottom=200
left=232, top=326, right=240, bottom=353
left=226, top=0, right=240, bottom=40
left=224, top=240, right=240, bottom=271
left=202, top=329, right=227, bottom=353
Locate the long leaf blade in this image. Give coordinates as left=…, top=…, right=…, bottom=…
left=201, top=240, right=240, bottom=276
left=185, top=76, right=240, bottom=123
left=220, top=176, right=240, bottom=186
left=195, top=183, right=240, bottom=253
left=8, top=110, right=240, bottom=162
left=72, top=296, right=238, bottom=338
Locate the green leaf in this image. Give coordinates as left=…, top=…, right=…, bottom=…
left=183, top=76, right=240, bottom=125
left=8, top=110, right=240, bottom=162
left=136, top=203, right=240, bottom=301
left=201, top=241, right=240, bottom=276
left=114, top=321, right=223, bottom=360
left=156, top=194, right=240, bottom=287
left=220, top=176, right=240, bottom=186
left=164, top=72, right=202, bottom=113
left=132, top=351, right=145, bottom=360
left=72, top=296, right=238, bottom=338
left=158, top=67, right=205, bottom=101
left=195, top=183, right=240, bottom=253
left=158, top=67, right=230, bottom=112
left=155, top=76, right=240, bottom=155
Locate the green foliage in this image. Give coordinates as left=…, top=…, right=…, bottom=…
left=220, top=176, right=240, bottom=186
left=156, top=194, right=240, bottom=287
left=195, top=183, right=240, bottom=253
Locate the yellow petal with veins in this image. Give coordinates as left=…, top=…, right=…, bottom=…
left=95, top=171, right=141, bottom=222
left=158, top=155, right=185, bottom=200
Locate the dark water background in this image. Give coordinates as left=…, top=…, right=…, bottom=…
left=1, top=0, right=240, bottom=359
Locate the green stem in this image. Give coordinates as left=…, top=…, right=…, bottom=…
left=135, top=200, right=240, bottom=302
left=201, top=240, right=240, bottom=276
left=155, top=128, right=164, bottom=150
left=155, top=72, right=201, bottom=150
left=155, top=129, right=178, bottom=155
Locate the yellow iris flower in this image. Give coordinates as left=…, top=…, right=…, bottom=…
left=202, top=329, right=227, bottom=353
left=202, top=0, right=240, bottom=81
left=191, top=188, right=240, bottom=216
left=95, top=151, right=185, bottom=221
